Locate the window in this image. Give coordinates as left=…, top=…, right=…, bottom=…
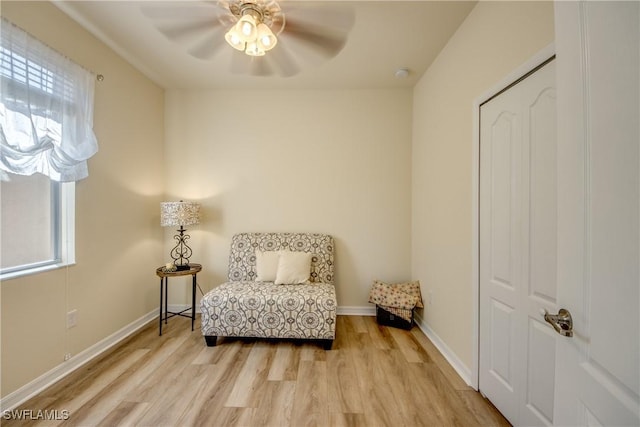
left=0, top=174, right=75, bottom=278
left=0, top=18, right=97, bottom=279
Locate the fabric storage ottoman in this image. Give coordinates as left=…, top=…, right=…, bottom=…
left=368, top=280, right=424, bottom=330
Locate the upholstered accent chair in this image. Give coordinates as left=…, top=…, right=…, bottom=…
left=200, top=233, right=337, bottom=349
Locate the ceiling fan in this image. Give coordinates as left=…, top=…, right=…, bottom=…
left=142, top=0, right=355, bottom=77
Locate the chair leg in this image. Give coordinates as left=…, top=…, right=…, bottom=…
left=204, top=336, right=217, bottom=347
left=323, top=339, right=334, bottom=350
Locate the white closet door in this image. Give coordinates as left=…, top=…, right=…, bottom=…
left=480, top=59, right=557, bottom=426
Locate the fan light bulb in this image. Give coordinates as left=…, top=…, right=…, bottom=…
left=235, top=15, right=257, bottom=42
left=245, top=41, right=265, bottom=57
left=225, top=30, right=245, bottom=51
left=256, top=23, right=277, bottom=51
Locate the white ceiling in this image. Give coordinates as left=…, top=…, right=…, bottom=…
left=54, top=1, right=476, bottom=90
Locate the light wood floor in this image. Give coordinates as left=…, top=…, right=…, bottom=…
left=4, top=315, right=510, bottom=427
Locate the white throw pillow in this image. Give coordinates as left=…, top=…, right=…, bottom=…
left=255, top=250, right=280, bottom=282
left=274, top=251, right=312, bottom=285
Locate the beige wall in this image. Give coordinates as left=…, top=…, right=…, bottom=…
left=1, top=1, right=165, bottom=397
left=164, top=89, right=413, bottom=308
left=412, top=1, right=555, bottom=370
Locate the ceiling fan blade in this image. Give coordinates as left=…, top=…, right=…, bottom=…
left=229, top=53, right=274, bottom=76
left=249, top=57, right=274, bottom=77
left=157, top=19, right=221, bottom=43
left=141, top=2, right=219, bottom=21
left=281, top=19, right=349, bottom=59
left=229, top=51, right=249, bottom=74
left=268, top=45, right=301, bottom=77
left=282, top=2, right=355, bottom=34
left=187, top=26, right=226, bottom=60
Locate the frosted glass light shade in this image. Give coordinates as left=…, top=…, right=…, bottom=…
left=245, top=41, right=265, bottom=56
left=236, top=15, right=257, bottom=42
left=225, top=29, right=245, bottom=51
left=160, top=201, right=200, bottom=227
left=256, top=23, right=277, bottom=51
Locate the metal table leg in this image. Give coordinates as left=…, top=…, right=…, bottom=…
left=159, top=277, right=163, bottom=336
left=164, top=277, right=168, bottom=325
left=191, top=273, right=197, bottom=331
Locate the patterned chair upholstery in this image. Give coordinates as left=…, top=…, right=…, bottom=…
left=200, top=233, right=337, bottom=348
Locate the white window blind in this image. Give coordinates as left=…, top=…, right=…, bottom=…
left=0, top=17, right=98, bottom=182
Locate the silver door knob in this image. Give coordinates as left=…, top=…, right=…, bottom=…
left=543, top=308, right=573, bottom=337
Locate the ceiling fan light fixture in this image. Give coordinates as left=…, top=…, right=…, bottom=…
left=236, top=14, right=258, bottom=42
left=245, top=41, right=265, bottom=56
left=223, top=0, right=284, bottom=57
left=225, top=30, right=246, bottom=51
left=256, top=23, right=277, bottom=51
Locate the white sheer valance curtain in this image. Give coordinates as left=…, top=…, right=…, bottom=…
left=0, top=17, right=98, bottom=182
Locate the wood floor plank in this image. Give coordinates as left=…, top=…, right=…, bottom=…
left=344, top=315, right=368, bottom=334
left=456, top=389, right=512, bottom=427
left=124, top=328, right=203, bottom=403
left=95, top=401, right=150, bottom=427
left=6, top=315, right=510, bottom=427
left=362, top=315, right=396, bottom=350
left=407, top=361, right=481, bottom=426
left=134, top=364, right=211, bottom=426
left=59, top=334, right=191, bottom=426
left=224, top=342, right=275, bottom=408
left=174, top=348, right=252, bottom=427
left=349, top=348, right=405, bottom=427
left=211, top=407, right=254, bottom=427
left=410, top=326, right=471, bottom=391
left=326, top=349, right=364, bottom=414
left=191, top=340, right=233, bottom=365
left=290, top=360, right=329, bottom=427
left=378, top=348, right=441, bottom=426
left=267, top=342, right=295, bottom=381
left=250, top=380, right=296, bottom=427
left=387, top=325, right=432, bottom=363
left=328, top=412, right=369, bottom=427
left=21, top=348, right=150, bottom=427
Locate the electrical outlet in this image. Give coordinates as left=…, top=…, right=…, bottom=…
left=64, top=353, right=72, bottom=361
left=67, top=309, right=78, bottom=328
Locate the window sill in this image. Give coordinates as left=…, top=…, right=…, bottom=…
left=0, top=262, right=76, bottom=281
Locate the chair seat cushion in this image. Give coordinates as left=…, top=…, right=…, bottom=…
left=201, top=281, right=337, bottom=339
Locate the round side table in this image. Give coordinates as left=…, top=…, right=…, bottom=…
left=155, top=263, right=202, bottom=336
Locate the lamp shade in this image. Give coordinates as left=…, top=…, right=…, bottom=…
left=160, top=201, right=200, bottom=227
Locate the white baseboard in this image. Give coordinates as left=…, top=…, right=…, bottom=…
left=337, top=305, right=376, bottom=316
left=413, top=312, right=472, bottom=386
left=0, top=310, right=157, bottom=412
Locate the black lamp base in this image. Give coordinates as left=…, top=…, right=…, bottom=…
left=169, top=225, right=194, bottom=272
